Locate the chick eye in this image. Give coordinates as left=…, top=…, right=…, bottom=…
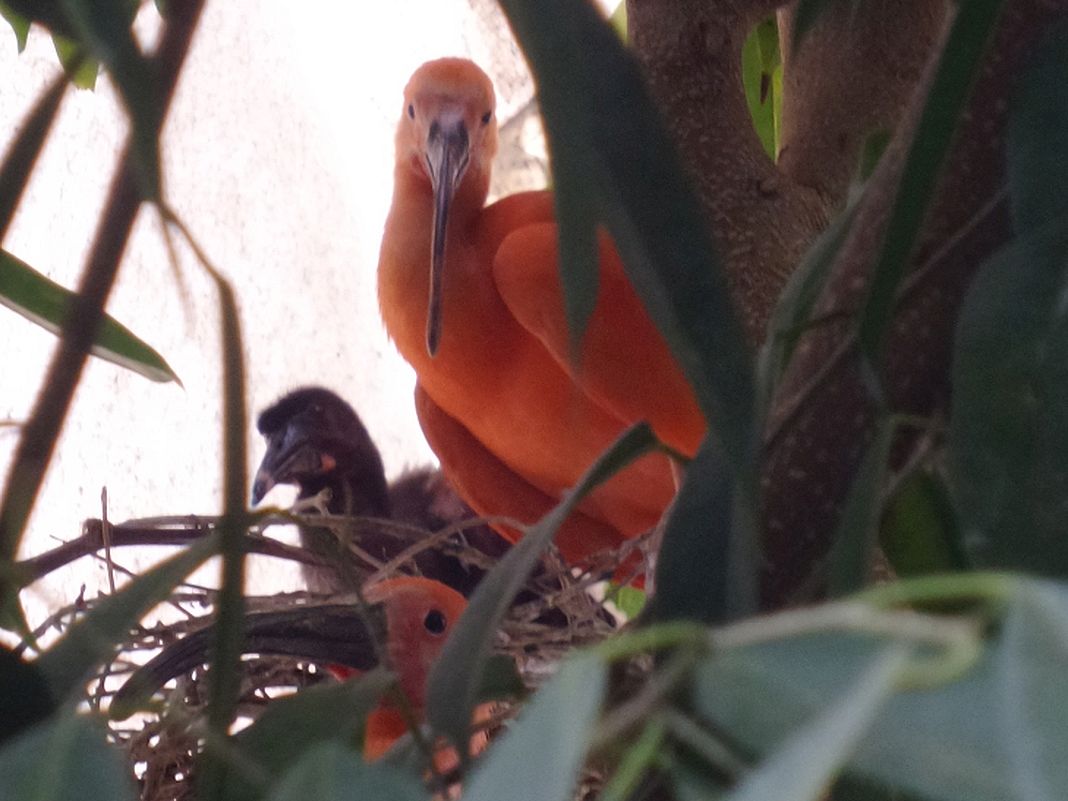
left=408, top=104, right=415, bottom=119
left=480, top=110, right=492, bottom=126
left=423, top=609, right=447, bottom=635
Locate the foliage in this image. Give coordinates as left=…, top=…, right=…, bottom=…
left=2, top=3, right=1068, bottom=801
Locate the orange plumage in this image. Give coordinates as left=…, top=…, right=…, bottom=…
left=377, top=58, right=703, bottom=567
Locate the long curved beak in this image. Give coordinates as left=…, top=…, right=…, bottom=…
left=111, top=602, right=387, bottom=719
left=425, top=116, right=470, bottom=356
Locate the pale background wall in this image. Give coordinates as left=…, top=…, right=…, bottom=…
left=0, top=0, right=604, bottom=631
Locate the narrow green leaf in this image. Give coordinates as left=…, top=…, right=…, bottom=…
left=0, top=713, right=136, bottom=801
left=499, top=0, right=756, bottom=479
left=264, top=742, right=426, bottom=801
left=426, top=423, right=658, bottom=751
left=857, top=0, right=1005, bottom=380
left=212, top=671, right=395, bottom=801
left=722, top=646, right=909, bottom=801
left=827, top=417, right=895, bottom=598
left=949, top=218, right=1068, bottom=575
left=0, top=3, right=30, bottom=54
left=465, top=652, right=606, bottom=801
left=0, top=75, right=67, bottom=243
left=879, top=470, right=968, bottom=578
left=0, top=249, right=181, bottom=384
left=1006, top=18, right=1068, bottom=231
left=646, top=435, right=756, bottom=625
left=35, top=534, right=217, bottom=703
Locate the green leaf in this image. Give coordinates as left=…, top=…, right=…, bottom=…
left=827, top=417, right=895, bottom=598
left=264, top=742, right=426, bottom=801
left=465, top=652, right=606, bottom=801
left=857, top=0, right=1005, bottom=386
left=211, top=671, right=395, bottom=801
left=879, top=470, right=968, bottom=578
left=35, top=534, right=217, bottom=703
left=0, top=713, right=136, bottom=801
left=0, top=647, right=54, bottom=745
left=498, top=0, right=756, bottom=479
left=51, top=34, right=97, bottom=89
left=948, top=218, right=1068, bottom=575
left=742, top=18, right=780, bottom=160
left=0, top=249, right=180, bottom=384
left=722, top=645, right=909, bottom=801
left=695, top=578, right=1068, bottom=801
left=1006, top=18, right=1068, bottom=231
left=646, top=435, right=756, bottom=625
left=59, top=0, right=160, bottom=198
left=0, top=2, right=30, bottom=51
left=611, top=585, right=647, bottom=620
left=426, top=423, right=658, bottom=753
left=0, top=73, right=67, bottom=243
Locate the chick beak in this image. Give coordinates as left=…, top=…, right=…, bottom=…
left=424, top=115, right=470, bottom=356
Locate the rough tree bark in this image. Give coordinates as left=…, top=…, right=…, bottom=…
left=627, top=0, right=1068, bottom=609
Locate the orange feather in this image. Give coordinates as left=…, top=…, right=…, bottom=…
left=377, top=59, right=702, bottom=567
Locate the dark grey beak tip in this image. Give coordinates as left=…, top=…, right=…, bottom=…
left=250, top=475, right=270, bottom=506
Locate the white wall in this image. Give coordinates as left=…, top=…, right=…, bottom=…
left=0, top=0, right=556, bottom=631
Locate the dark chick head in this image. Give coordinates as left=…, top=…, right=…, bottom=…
left=252, top=387, right=391, bottom=518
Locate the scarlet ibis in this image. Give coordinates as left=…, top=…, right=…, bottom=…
left=112, top=577, right=472, bottom=761
left=377, top=59, right=702, bottom=569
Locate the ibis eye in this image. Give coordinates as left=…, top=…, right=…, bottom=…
left=408, top=104, right=415, bottom=119
left=481, top=111, right=492, bottom=126
left=423, top=609, right=447, bottom=635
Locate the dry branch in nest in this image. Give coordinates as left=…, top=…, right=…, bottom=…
left=23, top=507, right=629, bottom=801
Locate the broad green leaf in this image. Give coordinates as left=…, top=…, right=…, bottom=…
left=646, top=435, right=755, bottom=625
left=465, top=652, right=606, bottom=801
left=51, top=34, right=97, bottom=89
left=264, top=742, right=426, bottom=801
left=695, top=578, right=1068, bottom=801
left=0, top=647, right=54, bottom=745
left=0, top=75, right=67, bottom=243
left=1006, top=19, right=1068, bottom=231
left=828, top=417, right=895, bottom=597
left=857, top=0, right=1005, bottom=383
left=35, top=534, right=217, bottom=703
left=723, top=645, right=909, bottom=801
left=879, top=470, right=968, bottom=578
left=0, top=249, right=180, bottom=384
left=59, top=0, right=161, bottom=198
left=0, top=2, right=30, bottom=52
left=0, top=0, right=74, bottom=40
left=211, top=671, right=395, bottom=801
left=0, top=713, right=135, bottom=801
left=426, top=423, right=658, bottom=753
left=499, top=0, right=755, bottom=479
left=948, top=218, right=1068, bottom=575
